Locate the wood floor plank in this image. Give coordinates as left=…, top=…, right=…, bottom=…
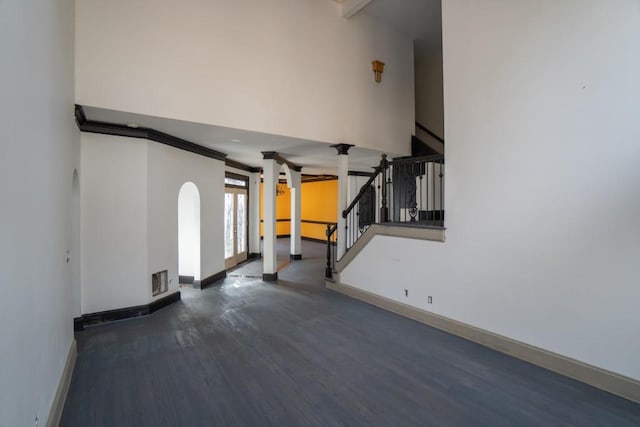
left=60, top=240, right=640, bottom=426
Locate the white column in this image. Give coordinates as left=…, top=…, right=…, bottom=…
left=262, top=156, right=279, bottom=280
left=289, top=169, right=302, bottom=260
left=333, top=144, right=352, bottom=259
left=248, top=171, right=261, bottom=255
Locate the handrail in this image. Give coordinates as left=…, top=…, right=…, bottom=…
left=329, top=152, right=445, bottom=277
left=342, top=154, right=389, bottom=219
left=260, top=218, right=337, bottom=225
left=325, top=224, right=338, bottom=278
left=392, top=153, right=444, bottom=164
left=415, top=122, right=444, bottom=144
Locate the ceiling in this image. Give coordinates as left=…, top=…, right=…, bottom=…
left=83, top=106, right=391, bottom=175
left=81, top=2, right=442, bottom=174
left=361, top=0, right=442, bottom=60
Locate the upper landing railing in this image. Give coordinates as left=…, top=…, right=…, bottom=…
left=326, top=153, right=445, bottom=278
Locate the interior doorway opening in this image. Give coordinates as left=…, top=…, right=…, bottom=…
left=224, top=173, right=249, bottom=269
left=178, top=182, right=201, bottom=284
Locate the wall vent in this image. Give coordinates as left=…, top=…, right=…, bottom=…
left=152, top=270, right=168, bottom=296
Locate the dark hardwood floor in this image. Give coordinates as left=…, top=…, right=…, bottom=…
left=61, top=240, right=640, bottom=426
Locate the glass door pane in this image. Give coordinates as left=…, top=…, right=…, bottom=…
left=224, top=193, right=234, bottom=259
left=237, top=193, right=246, bottom=253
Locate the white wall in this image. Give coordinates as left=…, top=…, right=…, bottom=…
left=178, top=182, right=201, bottom=279
left=81, top=135, right=226, bottom=310
left=341, top=0, right=640, bottom=381
left=0, top=0, right=78, bottom=424
left=147, top=143, right=225, bottom=298
left=75, top=0, right=414, bottom=155
left=81, top=134, right=149, bottom=313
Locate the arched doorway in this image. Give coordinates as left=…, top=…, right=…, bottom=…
left=178, top=182, right=201, bottom=284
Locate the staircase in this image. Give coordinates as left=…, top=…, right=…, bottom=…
left=326, top=124, right=445, bottom=278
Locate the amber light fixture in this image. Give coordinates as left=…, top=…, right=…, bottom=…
left=372, top=60, right=385, bottom=83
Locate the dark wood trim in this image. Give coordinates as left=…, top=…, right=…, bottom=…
left=392, top=153, right=444, bottom=164
left=261, top=151, right=302, bottom=172
left=302, top=174, right=337, bottom=183
left=290, top=254, right=302, bottom=260
left=225, top=253, right=258, bottom=271
left=264, top=174, right=337, bottom=184
left=198, top=270, right=227, bottom=289
left=226, top=158, right=260, bottom=173
left=348, top=171, right=374, bottom=177
left=415, top=121, right=444, bottom=144
left=224, top=173, right=250, bottom=259
left=262, top=272, right=278, bottom=281
left=225, top=171, right=250, bottom=183
left=259, top=235, right=336, bottom=245
left=260, top=219, right=337, bottom=226
left=260, top=234, right=291, bottom=239
left=149, top=291, right=181, bottom=313
left=179, top=275, right=194, bottom=284
left=302, top=219, right=337, bottom=226
left=225, top=171, right=250, bottom=190
left=331, top=144, right=354, bottom=155
left=74, top=104, right=242, bottom=163
left=149, top=128, right=227, bottom=160
left=74, top=292, right=181, bottom=331
left=302, top=236, right=336, bottom=245
left=74, top=104, right=87, bottom=125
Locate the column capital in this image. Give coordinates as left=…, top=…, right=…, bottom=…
left=261, top=151, right=302, bottom=171
left=331, top=144, right=354, bottom=155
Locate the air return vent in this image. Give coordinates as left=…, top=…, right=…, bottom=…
left=152, top=270, right=168, bottom=296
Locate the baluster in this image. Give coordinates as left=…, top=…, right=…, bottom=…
left=325, top=224, right=333, bottom=278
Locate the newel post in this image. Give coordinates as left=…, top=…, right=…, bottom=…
left=380, top=154, right=389, bottom=223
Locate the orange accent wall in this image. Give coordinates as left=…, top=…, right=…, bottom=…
left=301, top=180, right=338, bottom=241
left=259, top=180, right=338, bottom=241
left=260, top=183, right=291, bottom=236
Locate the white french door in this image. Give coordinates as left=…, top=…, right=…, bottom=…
left=224, top=187, right=248, bottom=268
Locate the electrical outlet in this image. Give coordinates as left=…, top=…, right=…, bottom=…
left=427, top=296, right=433, bottom=304
left=404, top=289, right=408, bottom=297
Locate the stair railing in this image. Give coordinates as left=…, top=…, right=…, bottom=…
left=342, top=154, right=390, bottom=252
left=415, top=121, right=444, bottom=144
left=325, top=153, right=445, bottom=279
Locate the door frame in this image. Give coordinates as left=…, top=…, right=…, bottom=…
left=224, top=172, right=249, bottom=269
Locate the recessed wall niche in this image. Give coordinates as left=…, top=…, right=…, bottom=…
left=152, top=270, right=168, bottom=296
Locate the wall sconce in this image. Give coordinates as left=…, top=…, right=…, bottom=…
left=372, top=60, right=385, bottom=83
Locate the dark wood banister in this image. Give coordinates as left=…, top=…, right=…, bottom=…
left=342, top=154, right=389, bottom=219
left=392, top=153, right=444, bottom=164
left=416, top=121, right=444, bottom=144
left=325, top=223, right=338, bottom=278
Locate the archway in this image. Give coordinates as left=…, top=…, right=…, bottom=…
left=178, top=182, right=201, bottom=284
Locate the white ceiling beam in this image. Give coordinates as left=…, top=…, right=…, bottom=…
left=339, top=0, right=373, bottom=19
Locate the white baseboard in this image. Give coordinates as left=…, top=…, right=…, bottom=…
left=47, top=339, right=77, bottom=427
left=327, top=280, right=640, bottom=404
